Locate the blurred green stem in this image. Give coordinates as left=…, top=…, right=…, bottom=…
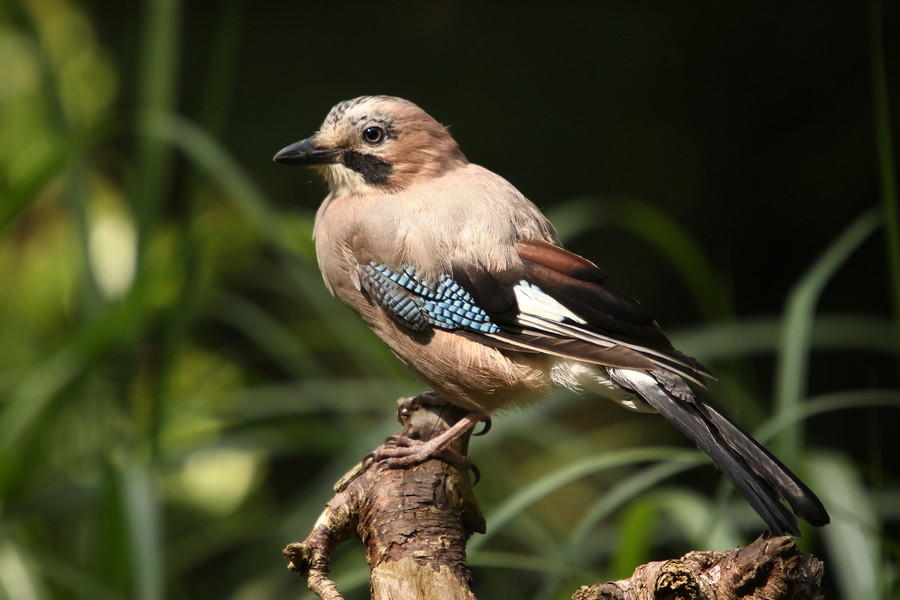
left=132, top=0, right=181, bottom=273
left=151, top=0, right=243, bottom=457
left=130, top=0, right=182, bottom=453
left=122, top=461, right=163, bottom=600
left=0, top=280, right=155, bottom=463
left=870, top=0, right=900, bottom=353
left=547, top=196, right=733, bottom=321
left=774, top=207, right=882, bottom=462
left=15, top=1, right=103, bottom=309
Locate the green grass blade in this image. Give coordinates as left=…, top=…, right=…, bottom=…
left=208, top=291, right=327, bottom=375
left=126, top=0, right=182, bottom=455
left=806, top=452, right=886, bottom=600
left=470, top=551, right=575, bottom=576
left=870, top=0, right=900, bottom=352
left=33, top=553, right=128, bottom=600
left=131, top=0, right=181, bottom=274
left=149, top=4, right=247, bottom=444
left=615, top=197, right=733, bottom=321
left=143, top=112, right=282, bottom=243
left=147, top=4, right=247, bottom=452
left=195, top=0, right=243, bottom=136
left=656, top=489, right=743, bottom=550
left=609, top=498, right=658, bottom=580
left=536, top=458, right=704, bottom=600
left=0, top=142, right=66, bottom=234
left=547, top=196, right=732, bottom=320
left=0, top=282, right=154, bottom=459
left=756, top=390, right=900, bottom=445
left=672, top=313, right=898, bottom=362
left=469, top=447, right=699, bottom=553
left=122, top=460, right=164, bottom=600
left=610, top=489, right=742, bottom=581
left=11, top=3, right=103, bottom=307
left=773, top=207, right=882, bottom=462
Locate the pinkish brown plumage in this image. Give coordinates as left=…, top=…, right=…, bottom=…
left=274, top=95, right=829, bottom=536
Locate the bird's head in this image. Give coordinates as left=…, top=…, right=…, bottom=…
left=274, top=96, right=468, bottom=196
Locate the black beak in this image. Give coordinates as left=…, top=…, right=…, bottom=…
left=273, top=138, right=340, bottom=165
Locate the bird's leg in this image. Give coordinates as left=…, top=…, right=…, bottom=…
left=372, top=413, right=481, bottom=469
left=369, top=397, right=486, bottom=471
left=395, top=392, right=490, bottom=436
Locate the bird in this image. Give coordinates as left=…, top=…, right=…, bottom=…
left=274, top=95, right=829, bottom=536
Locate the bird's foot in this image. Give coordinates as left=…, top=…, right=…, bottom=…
left=367, top=407, right=486, bottom=478
left=370, top=434, right=474, bottom=471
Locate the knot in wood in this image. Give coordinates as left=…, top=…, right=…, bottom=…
left=655, top=560, right=700, bottom=600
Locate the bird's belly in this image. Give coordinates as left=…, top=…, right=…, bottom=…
left=371, top=314, right=554, bottom=414
left=410, top=330, right=553, bottom=413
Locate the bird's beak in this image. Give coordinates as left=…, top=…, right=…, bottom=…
left=273, top=138, right=340, bottom=165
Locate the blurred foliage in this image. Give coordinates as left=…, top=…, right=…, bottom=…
left=0, top=1, right=898, bottom=600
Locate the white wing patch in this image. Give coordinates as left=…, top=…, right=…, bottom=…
left=513, top=280, right=586, bottom=324
left=510, top=280, right=705, bottom=386
left=514, top=281, right=656, bottom=412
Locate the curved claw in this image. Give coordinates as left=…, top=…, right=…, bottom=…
left=474, top=417, right=492, bottom=436
left=469, top=462, right=481, bottom=485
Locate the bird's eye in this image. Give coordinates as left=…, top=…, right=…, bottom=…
left=362, top=126, right=385, bottom=145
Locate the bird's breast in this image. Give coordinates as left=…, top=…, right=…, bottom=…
left=310, top=169, right=560, bottom=413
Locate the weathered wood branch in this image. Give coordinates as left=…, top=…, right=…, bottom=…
left=283, top=393, right=825, bottom=600
left=283, top=393, right=484, bottom=600
left=573, top=535, right=824, bottom=600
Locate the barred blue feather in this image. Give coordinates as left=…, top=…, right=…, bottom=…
left=361, top=262, right=501, bottom=334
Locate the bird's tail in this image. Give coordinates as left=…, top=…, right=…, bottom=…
left=609, top=367, right=830, bottom=536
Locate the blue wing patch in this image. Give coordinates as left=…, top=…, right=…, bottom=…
left=360, top=262, right=501, bottom=334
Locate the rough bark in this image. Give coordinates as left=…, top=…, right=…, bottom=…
left=283, top=394, right=484, bottom=600
left=572, top=535, right=824, bottom=600
left=283, top=393, right=825, bottom=600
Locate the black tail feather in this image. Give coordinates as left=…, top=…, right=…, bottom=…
left=609, top=368, right=830, bottom=535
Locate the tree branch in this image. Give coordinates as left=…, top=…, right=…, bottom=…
left=283, top=393, right=484, bottom=600
left=572, top=535, right=824, bottom=600
left=282, top=393, right=825, bottom=600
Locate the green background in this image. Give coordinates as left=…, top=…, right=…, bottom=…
left=1, top=1, right=897, bottom=599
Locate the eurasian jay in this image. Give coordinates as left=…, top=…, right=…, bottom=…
left=274, top=95, right=829, bottom=536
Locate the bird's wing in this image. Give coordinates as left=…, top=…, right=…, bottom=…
left=356, top=239, right=711, bottom=385
left=500, top=240, right=713, bottom=384
left=357, top=261, right=503, bottom=334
